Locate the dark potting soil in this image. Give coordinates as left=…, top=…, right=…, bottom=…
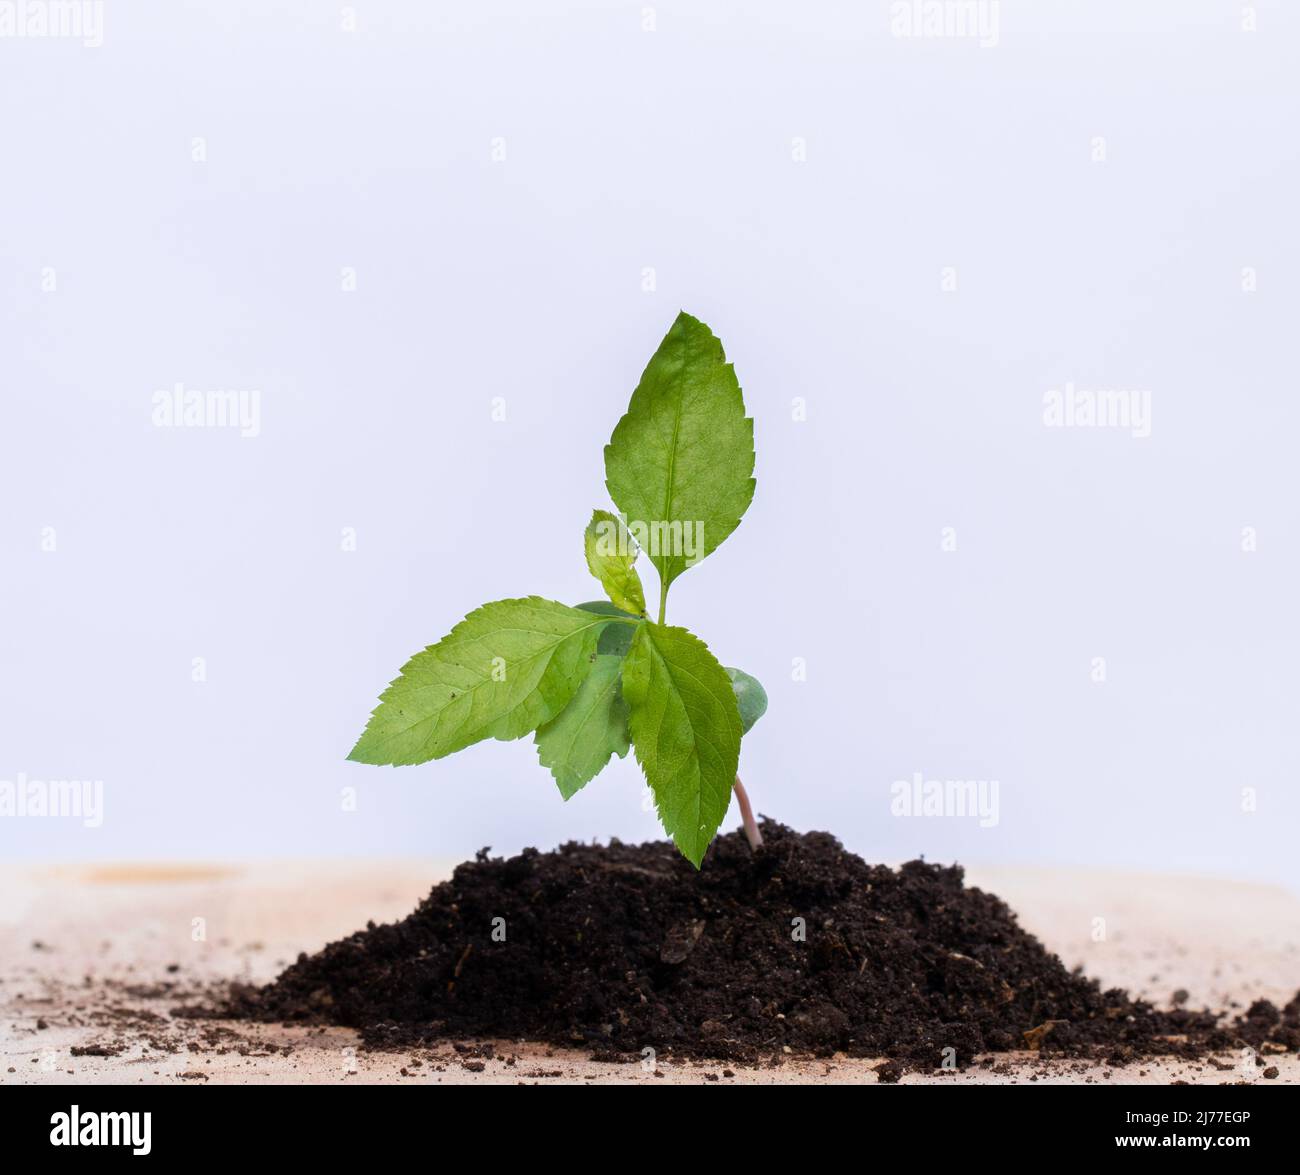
left=226, top=823, right=1300, bottom=1071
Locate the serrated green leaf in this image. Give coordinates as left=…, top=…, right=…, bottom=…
left=604, top=312, right=756, bottom=597
left=622, top=621, right=742, bottom=867
left=348, top=597, right=617, bottom=766
left=534, top=654, right=631, bottom=799
left=583, top=509, right=647, bottom=617
left=725, top=666, right=768, bottom=734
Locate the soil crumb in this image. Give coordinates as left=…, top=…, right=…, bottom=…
left=223, top=823, right=1300, bottom=1071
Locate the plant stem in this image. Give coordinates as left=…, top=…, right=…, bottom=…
left=733, top=774, right=762, bottom=850
left=657, top=584, right=668, bottom=625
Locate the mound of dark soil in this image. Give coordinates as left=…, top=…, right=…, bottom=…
left=227, top=823, right=1299, bottom=1071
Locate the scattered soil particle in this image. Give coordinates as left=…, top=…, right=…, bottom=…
left=217, top=824, right=1300, bottom=1074
left=69, top=1042, right=124, bottom=1057
left=874, top=1059, right=904, bottom=1084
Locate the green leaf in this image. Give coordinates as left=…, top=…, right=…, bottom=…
left=534, top=654, right=631, bottom=799
left=604, top=312, right=756, bottom=595
left=348, top=597, right=615, bottom=766
left=576, top=601, right=637, bottom=657
left=725, top=666, right=768, bottom=734
left=583, top=509, right=647, bottom=616
left=622, top=621, right=742, bottom=867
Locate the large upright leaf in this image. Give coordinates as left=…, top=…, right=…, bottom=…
left=348, top=597, right=614, bottom=766
left=622, top=621, right=742, bottom=867
left=534, top=653, right=631, bottom=799
left=583, top=509, right=646, bottom=617
left=604, top=312, right=756, bottom=593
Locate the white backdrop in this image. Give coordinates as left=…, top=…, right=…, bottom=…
left=2, top=1, right=1297, bottom=889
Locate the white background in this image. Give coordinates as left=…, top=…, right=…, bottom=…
left=2, top=1, right=1297, bottom=889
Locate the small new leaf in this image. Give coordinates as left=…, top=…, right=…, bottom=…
left=348, top=597, right=612, bottom=766
left=583, top=509, right=646, bottom=617
left=534, top=654, right=631, bottom=799
left=622, top=621, right=742, bottom=868
left=725, top=666, right=768, bottom=734
left=604, top=312, right=756, bottom=593
left=576, top=601, right=638, bottom=657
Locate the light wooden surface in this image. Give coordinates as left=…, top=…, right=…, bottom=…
left=1, top=859, right=1297, bottom=1085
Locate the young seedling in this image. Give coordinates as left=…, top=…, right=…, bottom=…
left=348, top=312, right=768, bottom=866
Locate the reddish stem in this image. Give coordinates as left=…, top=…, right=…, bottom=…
left=733, top=774, right=763, bottom=850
